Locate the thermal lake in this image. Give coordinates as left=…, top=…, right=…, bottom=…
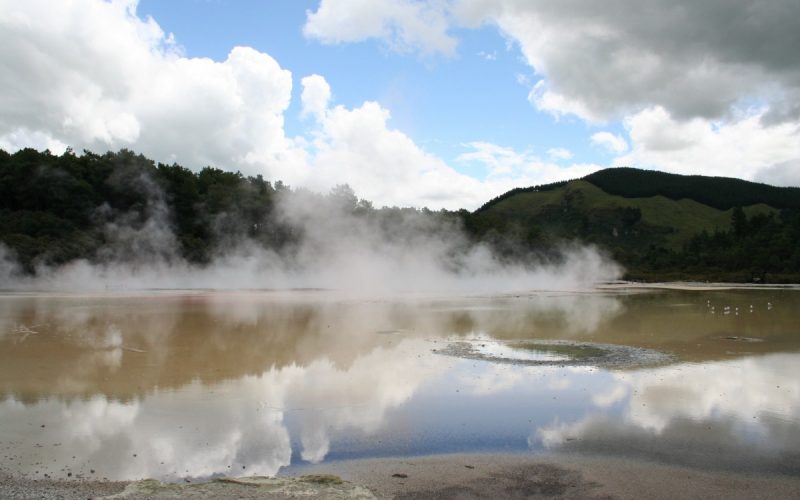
left=1, top=287, right=799, bottom=482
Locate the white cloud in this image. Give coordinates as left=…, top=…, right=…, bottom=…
left=461, top=0, right=800, bottom=123
left=617, top=106, right=800, bottom=184
left=308, top=99, right=491, bottom=208
left=0, top=0, right=309, bottom=184
left=547, top=148, right=572, bottom=161
left=754, top=160, right=800, bottom=188
left=306, top=0, right=800, bottom=122
left=300, top=74, right=332, bottom=120
left=456, top=141, right=601, bottom=185
left=304, top=0, right=457, bottom=56
left=457, top=141, right=529, bottom=176
left=301, top=0, right=800, bottom=185
left=528, top=80, right=601, bottom=123
left=0, top=128, right=68, bottom=154
left=0, top=0, right=618, bottom=210
left=590, top=132, right=628, bottom=155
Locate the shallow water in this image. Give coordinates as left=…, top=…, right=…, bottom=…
left=0, top=288, right=799, bottom=480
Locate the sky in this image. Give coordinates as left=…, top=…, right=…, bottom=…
left=0, top=0, right=799, bottom=209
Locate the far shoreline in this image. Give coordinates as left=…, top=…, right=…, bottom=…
left=0, top=281, right=799, bottom=299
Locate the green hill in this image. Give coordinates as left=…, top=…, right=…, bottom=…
left=471, top=178, right=776, bottom=250
left=584, top=167, right=800, bottom=210
left=466, top=169, right=800, bottom=282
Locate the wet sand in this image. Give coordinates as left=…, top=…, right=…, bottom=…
left=4, top=453, right=799, bottom=499
left=293, top=453, right=800, bottom=499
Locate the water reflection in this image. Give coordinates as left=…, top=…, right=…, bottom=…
left=0, top=337, right=447, bottom=480
left=0, top=289, right=799, bottom=480
left=0, top=292, right=629, bottom=400
left=533, top=353, right=800, bottom=474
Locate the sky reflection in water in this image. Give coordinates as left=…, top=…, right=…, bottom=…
left=0, top=289, right=798, bottom=480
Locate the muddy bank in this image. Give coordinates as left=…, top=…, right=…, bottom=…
left=292, top=453, right=800, bottom=500
left=0, top=470, right=372, bottom=499
left=4, top=453, right=800, bottom=499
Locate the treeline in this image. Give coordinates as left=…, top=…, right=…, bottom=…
left=475, top=180, right=570, bottom=213
left=0, top=148, right=462, bottom=274
left=625, top=207, right=800, bottom=282
left=584, top=167, right=800, bottom=210
left=1, top=148, right=798, bottom=282
left=0, top=148, right=277, bottom=270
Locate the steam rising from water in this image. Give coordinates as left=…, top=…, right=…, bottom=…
left=0, top=174, right=621, bottom=293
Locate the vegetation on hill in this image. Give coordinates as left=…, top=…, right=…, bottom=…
left=584, top=167, right=800, bottom=210
left=0, top=148, right=458, bottom=275
left=467, top=173, right=800, bottom=282
left=1, top=148, right=284, bottom=272
left=1, top=148, right=798, bottom=282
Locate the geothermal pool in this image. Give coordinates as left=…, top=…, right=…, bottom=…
left=0, top=288, right=799, bottom=481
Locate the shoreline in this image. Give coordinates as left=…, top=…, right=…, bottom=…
left=289, top=453, right=800, bottom=499
left=3, top=452, right=800, bottom=499
left=1, top=281, right=798, bottom=299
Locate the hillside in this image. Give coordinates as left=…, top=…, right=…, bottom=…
left=1, top=149, right=798, bottom=283
left=584, top=168, right=800, bottom=210
left=470, top=179, right=776, bottom=250
left=466, top=169, right=800, bottom=282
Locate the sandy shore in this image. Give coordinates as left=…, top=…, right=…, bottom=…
left=4, top=453, right=800, bottom=499
left=292, top=453, right=800, bottom=499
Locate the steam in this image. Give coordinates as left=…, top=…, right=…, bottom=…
left=0, top=170, right=622, bottom=294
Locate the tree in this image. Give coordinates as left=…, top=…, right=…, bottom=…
left=731, top=206, right=747, bottom=236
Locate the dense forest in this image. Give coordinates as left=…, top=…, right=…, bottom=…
left=627, top=206, right=800, bottom=282
left=1, top=148, right=799, bottom=282
left=583, top=168, right=800, bottom=210
left=0, top=148, right=464, bottom=276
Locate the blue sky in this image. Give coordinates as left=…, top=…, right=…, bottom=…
left=137, top=0, right=604, bottom=171
left=1, top=0, right=798, bottom=208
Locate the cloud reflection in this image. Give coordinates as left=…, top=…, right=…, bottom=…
left=533, top=353, right=800, bottom=472
left=0, top=337, right=445, bottom=480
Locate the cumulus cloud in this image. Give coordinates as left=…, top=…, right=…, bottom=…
left=300, top=74, right=332, bottom=120
left=460, top=0, right=800, bottom=123
left=0, top=0, right=603, bottom=210
left=306, top=98, right=489, bottom=208
left=754, top=160, right=800, bottom=188
left=303, top=0, right=800, bottom=183
left=6, top=0, right=794, bottom=212
left=307, top=0, right=800, bottom=122
left=303, top=0, right=457, bottom=56
left=456, top=141, right=600, bottom=184
left=0, top=0, right=306, bottom=180
left=617, top=106, right=800, bottom=184
left=546, top=148, right=572, bottom=161
left=590, top=132, right=628, bottom=155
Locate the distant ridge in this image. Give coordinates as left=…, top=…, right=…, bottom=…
left=477, top=167, right=800, bottom=214
left=583, top=167, right=800, bottom=210
left=466, top=167, right=800, bottom=282
left=1, top=149, right=798, bottom=282
left=475, top=180, right=571, bottom=213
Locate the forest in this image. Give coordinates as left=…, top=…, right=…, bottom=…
left=1, top=148, right=798, bottom=282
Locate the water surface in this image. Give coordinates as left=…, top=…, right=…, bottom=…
left=0, top=288, right=798, bottom=480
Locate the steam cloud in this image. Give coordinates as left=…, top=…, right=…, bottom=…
left=0, top=168, right=622, bottom=294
